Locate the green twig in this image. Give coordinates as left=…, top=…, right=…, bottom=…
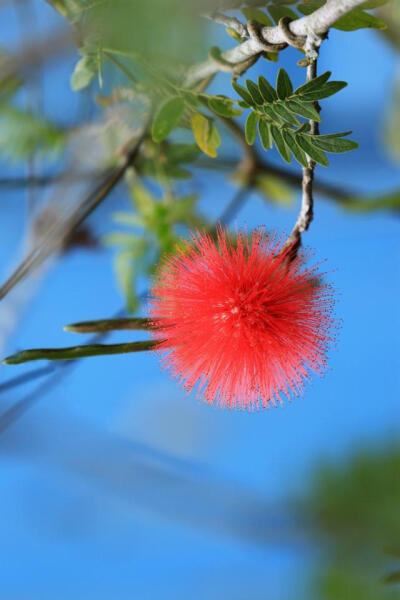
left=3, top=340, right=159, bottom=365
left=64, top=317, right=154, bottom=333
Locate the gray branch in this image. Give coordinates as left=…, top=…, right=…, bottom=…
left=185, top=0, right=367, bottom=87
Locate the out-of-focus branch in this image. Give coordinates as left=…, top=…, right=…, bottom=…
left=185, top=0, right=367, bottom=86
left=0, top=126, right=149, bottom=302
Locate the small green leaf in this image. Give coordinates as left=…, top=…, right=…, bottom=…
left=294, top=71, right=331, bottom=95
left=232, top=81, right=254, bottom=105
left=151, top=96, right=185, bottom=142
left=297, top=134, right=329, bottom=166
left=333, top=8, right=386, bottom=30
left=262, top=104, right=285, bottom=124
left=241, top=7, right=273, bottom=25
left=271, top=125, right=291, bottom=163
left=256, top=173, right=294, bottom=206
left=383, top=570, right=400, bottom=585
left=285, top=99, right=321, bottom=121
left=71, top=54, right=98, bottom=91
left=276, top=68, right=293, bottom=100
left=245, top=112, right=258, bottom=145
left=282, top=130, right=309, bottom=167
left=207, top=96, right=242, bottom=117
left=191, top=113, right=221, bottom=158
left=258, top=119, right=272, bottom=150
left=164, top=143, right=199, bottom=163
left=301, top=81, right=347, bottom=101
left=311, top=135, right=359, bottom=153
left=273, top=103, right=301, bottom=126
left=246, top=79, right=264, bottom=105
left=268, top=5, right=298, bottom=24
left=258, top=75, right=277, bottom=102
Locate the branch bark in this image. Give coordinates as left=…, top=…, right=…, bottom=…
left=185, top=0, right=367, bottom=87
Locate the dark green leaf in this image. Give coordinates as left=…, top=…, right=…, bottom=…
left=258, top=75, right=277, bottom=102
left=151, top=96, right=184, bottom=142
left=297, top=134, right=329, bottom=166
left=258, top=119, right=272, bottom=150
left=285, top=99, right=321, bottom=121
left=246, top=79, right=264, bottom=105
left=300, top=81, right=347, bottom=101
left=310, top=135, right=359, bottom=153
left=383, top=571, right=400, bottom=584
left=334, top=8, right=386, bottom=30
left=268, top=5, right=298, bottom=24
left=294, top=71, right=331, bottom=95
left=208, top=96, right=242, bottom=117
left=241, top=7, right=272, bottom=25
left=262, top=104, right=285, bottom=124
left=271, top=125, right=291, bottom=163
left=282, top=130, right=309, bottom=167
left=232, top=81, right=254, bottom=105
left=273, top=102, right=301, bottom=126
left=276, top=68, right=293, bottom=100
left=245, top=112, right=258, bottom=145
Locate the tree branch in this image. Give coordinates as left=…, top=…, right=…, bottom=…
left=185, top=0, right=366, bottom=87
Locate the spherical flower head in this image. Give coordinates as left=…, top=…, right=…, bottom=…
left=149, top=228, right=336, bottom=410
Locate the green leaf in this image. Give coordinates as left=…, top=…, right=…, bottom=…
left=276, top=68, right=293, bottom=100
left=207, top=96, right=242, bottom=117
left=164, top=143, right=199, bottom=163
left=282, top=130, right=309, bottom=167
left=333, top=8, right=387, bottom=30
left=258, top=119, right=272, bottom=150
left=0, top=106, right=66, bottom=160
left=383, top=570, right=400, bottom=584
left=246, top=79, right=264, bottom=105
left=297, top=134, right=329, bottom=166
left=268, top=5, right=298, bottom=24
left=273, top=103, right=301, bottom=126
left=310, top=135, right=359, bottom=153
left=262, top=104, right=285, bottom=124
left=71, top=54, right=98, bottom=91
left=300, top=81, right=347, bottom=101
left=191, top=112, right=221, bottom=158
left=285, top=99, right=321, bottom=122
left=232, top=80, right=254, bottom=105
left=151, top=96, right=185, bottom=142
left=294, top=71, right=331, bottom=95
left=256, top=173, right=295, bottom=206
left=245, top=112, right=258, bottom=145
left=271, top=125, right=291, bottom=163
left=241, top=7, right=273, bottom=25
left=258, top=75, right=277, bottom=102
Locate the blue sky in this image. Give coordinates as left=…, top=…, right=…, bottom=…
left=0, top=4, right=399, bottom=599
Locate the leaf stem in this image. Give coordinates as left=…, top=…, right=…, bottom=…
left=3, top=340, right=159, bottom=365
left=64, top=317, right=154, bottom=333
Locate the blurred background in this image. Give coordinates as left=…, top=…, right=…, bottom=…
left=0, top=1, right=399, bottom=598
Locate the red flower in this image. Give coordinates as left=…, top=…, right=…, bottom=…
left=149, top=228, right=335, bottom=410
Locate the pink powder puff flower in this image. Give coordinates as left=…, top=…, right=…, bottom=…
left=149, top=228, right=336, bottom=410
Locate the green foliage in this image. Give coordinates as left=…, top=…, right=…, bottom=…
left=236, top=0, right=387, bottom=31
left=0, top=106, right=66, bottom=160
left=71, top=43, right=103, bottom=91
left=298, top=444, right=400, bottom=599
left=151, top=97, right=185, bottom=142
left=104, top=181, right=207, bottom=311
left=234, top=69, right=358, bottom=167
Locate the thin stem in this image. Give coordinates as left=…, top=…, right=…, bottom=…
left=3, top=340, right=159, bottom=365
left=283, top=48, right=320, bottom=255
left=103, top=51, right=138, bottom=84
left=64, top=317, right=154, bottom=333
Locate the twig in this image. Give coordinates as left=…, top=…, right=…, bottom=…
left=64, top=317, right=154, bottom=333
left=184, top=0, right=366, bottom=87
left=3, top=340, right=159, bottom=365
left=283, top=38, right=321, bottom=255
left=0, top=126, right=149, bottom=302
left=203, top=11, right=247, bottom=40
